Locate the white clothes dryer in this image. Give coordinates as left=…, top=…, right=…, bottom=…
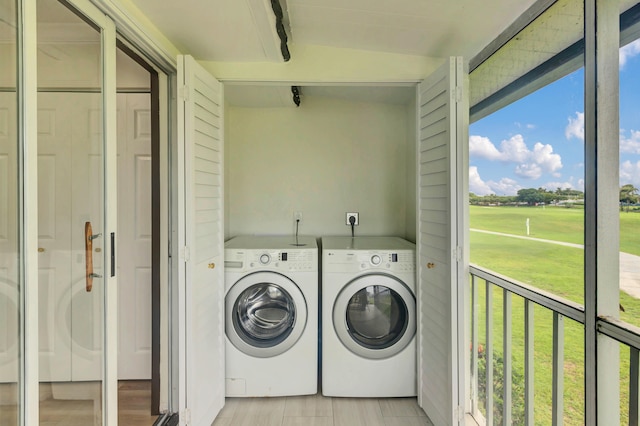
left=224, top=235, right=318, bottom=397
left=321, top=236, right=416, bottom=397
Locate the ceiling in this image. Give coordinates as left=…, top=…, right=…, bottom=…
left=128, top=0, right=538, bottom=63
left=124, top=0, right=542, bottom=107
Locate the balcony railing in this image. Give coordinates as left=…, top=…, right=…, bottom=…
left=469, top=264, right=640, bottom=425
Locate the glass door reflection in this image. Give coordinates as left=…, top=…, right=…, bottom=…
left=0, top=0, right=20, bottom=424
left=37, top=1, right=105, bottom=423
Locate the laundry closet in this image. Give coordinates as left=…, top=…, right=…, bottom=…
left=223, top=85, right=417, bottom=241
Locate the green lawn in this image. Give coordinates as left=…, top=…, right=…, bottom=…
left=470, top=204, right=640, bottom=256
left=469, top=205, right=640, bottom=424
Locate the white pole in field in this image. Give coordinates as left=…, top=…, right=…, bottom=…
left=526, top=218, right=530, bottom=236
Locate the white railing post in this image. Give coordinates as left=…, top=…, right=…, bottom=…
left=525, top=299, right=534, bottom=426
left=472, top=275, right=479, bottom=415
left=486, top=280, right=494, bottom=425
left=552, top=312, right=564, bottom=425
left=631, top=348, right=639, bottom=426
left=503, top=289, right=512, bottom=425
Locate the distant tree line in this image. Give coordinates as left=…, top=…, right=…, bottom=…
left=470, top=187, right=584, bottom=206
left=470, top=185, right=639, bottom=210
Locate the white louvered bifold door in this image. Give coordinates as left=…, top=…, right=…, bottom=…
left=177, top=55, right=225, bottom=425
left=417, top=56, right=469, bottom=426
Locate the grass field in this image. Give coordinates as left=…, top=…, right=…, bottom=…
left=470, top=204, right=640, bottom=256
left=469, top=205, right=640, bottom=424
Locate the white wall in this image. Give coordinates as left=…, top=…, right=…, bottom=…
left=405, top=91, right=417, bottom=243
left=225, top=94, right=416, bottom=240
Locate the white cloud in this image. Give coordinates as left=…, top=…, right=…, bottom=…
left=487, top=177, right=521, bottom=196
left=620, top=39, right=640, bottom=69
left=565, top=112, right=584, bottom=141
left=532, top=142, right=563, bottom=176
left=469, top=135, right=502, bottom=160
left=514, top=122, right=536, bottom=130
left=500, top=134, right=530, bottom=162
left=469, top=166, right=522, bottom=196
left=621, top=160, right=640, bottom=187
left=469, top=166, right=493, bottom=196
left=515, top=163, right=542, bottom=179
left=620, top=130, right=640, bottom=154
left=470, top=134, right=563, bottom=181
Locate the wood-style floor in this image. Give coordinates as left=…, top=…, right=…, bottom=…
left=214, top=394, right=434, bottom=426
left=117, top=380, right=159, bottom=425
left=0, top=380, right=158, bottom=425
left=1, top=382, right=435, bottom=425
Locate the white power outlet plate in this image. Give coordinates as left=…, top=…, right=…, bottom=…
left=346, top=212, right=359, bottom=226
left=294, top=211, right=303, bottom=222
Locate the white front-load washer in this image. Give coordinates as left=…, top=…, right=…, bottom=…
left=224, top=235, right=318, bottom=397
left=322, top=236, right=416, bottom=397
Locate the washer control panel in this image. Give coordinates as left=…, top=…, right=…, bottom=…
left=225, top=249, right=317, bottom=272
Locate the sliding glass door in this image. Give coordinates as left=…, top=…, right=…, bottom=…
left=0, top=0, right=20, bottom=423
left=3, top=0, right=119, bottom=423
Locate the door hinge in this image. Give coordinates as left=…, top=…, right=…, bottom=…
left=453, top=246, right=462, bottom=262
left=453, top=86, right=463, bottom=103
left=179, top=84, right=190, bottom=102
left=180, top=246, right=191, bottom=262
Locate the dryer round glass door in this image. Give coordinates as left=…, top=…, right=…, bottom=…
left=226, top=271, right=307, bottom=358
left=333, top=273, right=415, bottom=359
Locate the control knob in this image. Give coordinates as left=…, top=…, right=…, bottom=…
left=259, top=254, right=271, bottom=265
left=371, top=254, right=382, bottom=265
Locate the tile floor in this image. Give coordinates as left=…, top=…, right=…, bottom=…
left=213, top=393, right=434, bottom=426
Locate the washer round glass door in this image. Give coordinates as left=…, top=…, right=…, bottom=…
left=333, top=273, right=415, bottom=359
left=226, top=271, right=307, bottom=358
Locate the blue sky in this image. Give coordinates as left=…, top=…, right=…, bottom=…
left=469, top=39, right=640, bottom=196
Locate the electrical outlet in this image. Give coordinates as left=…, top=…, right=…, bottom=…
left=346, top=212, right=359, bottom=226
left=294, top=211, right=303, bottom=222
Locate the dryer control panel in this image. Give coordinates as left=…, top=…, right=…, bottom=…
left=323, top=250, right=415, bottom=273
left=225, top=249, right=317, bottom=272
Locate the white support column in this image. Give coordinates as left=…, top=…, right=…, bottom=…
left=584, top=0, right=620, bottom=425
left=19, top=0, right=39, bottom=424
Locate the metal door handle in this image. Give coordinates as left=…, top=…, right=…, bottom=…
left=85, top=222, right=102, bottom=292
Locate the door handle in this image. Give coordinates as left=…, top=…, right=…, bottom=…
left=85, top=222, right=102, bottom=292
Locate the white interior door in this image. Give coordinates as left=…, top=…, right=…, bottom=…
left=35, top=92, right=108, bottom=382
left=117, top=93, right=152, bottom=379
left=177, top=55, right=225, bottom=425
left=417, top=56, right=469, bottom=426
left=36, top=92, right=74, bottom=382
left=69, top=91, right=107, bottom=381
